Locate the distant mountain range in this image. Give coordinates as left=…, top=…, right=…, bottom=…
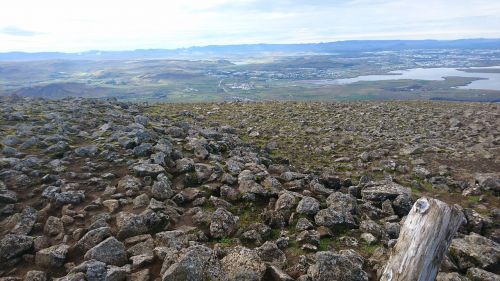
left=1, top=39, right=499, bottom=61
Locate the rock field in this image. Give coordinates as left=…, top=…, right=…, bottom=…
left=0, top=96, right=498, bottom=281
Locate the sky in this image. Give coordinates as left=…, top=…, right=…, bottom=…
left=1, top=0, right=500, bottom=52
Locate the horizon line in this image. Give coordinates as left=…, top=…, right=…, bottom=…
left=2, top=37, right=500, bottom=54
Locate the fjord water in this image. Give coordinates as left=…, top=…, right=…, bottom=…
left=334, top=67, right=500, bottom=90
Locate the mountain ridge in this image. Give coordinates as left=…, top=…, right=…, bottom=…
left=1, top=38, right=500, bottom=61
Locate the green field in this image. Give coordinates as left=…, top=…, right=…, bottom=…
left=1, top=50, right=499, bottom=102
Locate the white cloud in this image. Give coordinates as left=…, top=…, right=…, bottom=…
left=0, top=0, right=499, bottom=52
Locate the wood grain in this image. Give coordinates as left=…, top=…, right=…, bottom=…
left=380, top=197, right=465, bottom=281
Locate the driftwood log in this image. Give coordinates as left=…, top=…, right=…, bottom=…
left=380, top=197, right=465, bottom=281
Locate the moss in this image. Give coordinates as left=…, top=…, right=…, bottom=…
left=216, top=237, right=237, bottom=247
left=286, top=240, right=306, bottom=256
left=411, top=187, right=423, bottom=198
left=320, top=201, right=328, bottom=209
left=201, top=201, right=216, bottom=212
left=270, top=228, right=281, bottom=240
left=238, top=208, right=261, bottom=229
left=359, top=242, right=379, bottom=256
left=319, top=237, right=335, bottom=251
left=422, top=182, right=433, bottom=190
left=184, top=172, right=200, bottom=187
left=466, top=195, right=481, bottom=205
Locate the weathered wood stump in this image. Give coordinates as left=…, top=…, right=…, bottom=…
left=380, top=197, right=465, bottom=281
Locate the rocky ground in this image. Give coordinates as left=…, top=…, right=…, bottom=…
left=0, top=96, right=498, bottom=281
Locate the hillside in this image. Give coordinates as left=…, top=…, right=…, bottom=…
left=0, top=97, right=498, bottom=280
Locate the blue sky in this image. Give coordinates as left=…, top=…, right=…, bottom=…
left=1, top=0, right=499, bottom=52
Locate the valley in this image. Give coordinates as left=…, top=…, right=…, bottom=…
left=1, top=41, right=500, bottom=102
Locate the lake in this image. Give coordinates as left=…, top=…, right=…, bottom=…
left=316, top=66, right=500, bottom=91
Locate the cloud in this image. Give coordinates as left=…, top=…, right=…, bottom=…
left=0, top=26, right=41, bottom=37
left=0, top=0, right=499, bottom=52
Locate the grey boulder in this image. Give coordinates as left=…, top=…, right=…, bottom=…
left=35, top=244, right=69, bottom=267
left=210, top=208, right=238, bottom=239
left=84, top=237, right=127, bottom=266
left=449, top=233, right=500, bottom=271
left=307, top=250, right=368, bottom=281
left=161, top=245, right=226, bottom=281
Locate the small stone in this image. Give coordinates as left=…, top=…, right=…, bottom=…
left=296, top=218, right=314, bottom=231
left=130, top=254, right=154, bottom=270
left=103, top=200, right=120, bottom=213
left=360, top=233, right=377, bottom=245
left=44, top=216, right=64, bottom=236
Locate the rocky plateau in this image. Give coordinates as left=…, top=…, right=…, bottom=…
left=0, top=96, right=499, bottom=281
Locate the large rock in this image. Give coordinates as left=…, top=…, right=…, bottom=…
left=133, top=143, right=153, bottom=157
left=326, top=192, right=357, bottom=214
left=474, top=173, right=499, bottom=192
left=0, top=188, right=17, bottom=203
left=449, top=233, right=500, bottom=271
left=53, top=272, right=86, bottom=281
left=53, top=191, right=85, bottom=206
left=267, top=266, right=294, bottom=281
left=319, top=170, right=342, bottom=189
left=44, top=216, right=64, bottom=236
left=221, top=246, right=266, bottom=281
left=151, top=173, right=174, bottom=200
left=6, top=206, right=37, bottom=235
left=117, top=175, right=142, bottom=191
left=281, top=172, right=307, bottom=182
left=210, top=208, right=238, bottom=239
left=155, top=228, right=198, bottom=250
left=275, top=192, right=296, bottom=213
left=463, top=209, right=492, bottom=235
left=296, top=196, right=320, bottom=215
left=0, top=234, right=33, bottom=262
left=132, top=164, right=165, bottom=177
left=134, top=115, right=150, bottom=126
left=466, top=268, right=500, bottom=281
left=24, top=270, right=47, bottom=281
left=240, top=223, right=272, bottom=245
left=175, top=158, right=195, bottom=173
left=84, top=237, right=127, bottom=266
left=238, top=179, right=268, bottom=196
left=74, top=146, right=98, bottom=157
left=392, top=194, right=413, bottom=217
left=194, top=163, right=214, bottom=182
left=359, top=220, right=387, bottom=240
left=106, top=264, right=129, bottom=281
left=361, top=182, right=411, bottom=202
left=35, top=244, right=69, bottom=267
left=69, top=259, right=108, bottom=281
left=2, top=135, right=22, bottom=146
left=256, top=241, right=286, bottom=268
left=161, top=245, right=226, bottom=281
left=315, top=207, right=357, bottom=229
left=436, top=272, right=470, bottom=281
left=73, top=227, right=112, bottom=252
left=116, top=209, right=169, bottom=239
left=45, top=141, right=69, bottom=155
left=307, top=250, right=368, bottom=281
